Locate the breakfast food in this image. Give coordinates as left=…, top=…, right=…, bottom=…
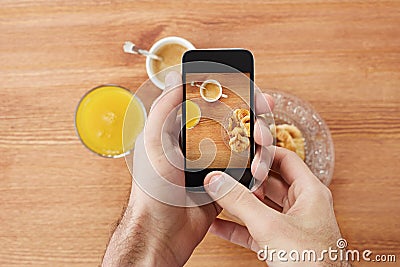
left=234, top=108, right=250, bottom=121
left=229, top=129, right=250, bottom=153
left=151, top=43, right=188, bottom=83
left=240, top=115, right=251, bottom=137
left=185, top=100, right=201, bottom=129
left=75, top=86, right=145, bottom=157
left=227, top=109, right=250, bottom=152
left=202, top=82, right=220, bottom=100
left=270, top=124, right=305, bottom=160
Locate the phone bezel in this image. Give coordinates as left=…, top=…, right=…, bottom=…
left=182, top=49, right=255, bottom=189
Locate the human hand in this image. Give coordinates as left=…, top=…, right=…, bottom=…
left=204, top=147, right=346, bottom=266
left=102, top=71, right=217, bottom=266
left=102, top=71, right=275, bottom=266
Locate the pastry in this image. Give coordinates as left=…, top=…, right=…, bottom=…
left=227, top=109, right=251, bottom=153
left=240, top=115, right=251, bottom=137
left=271, top=124, right=305, bottom=160
left=230, top=126, right=246, bottom=137
left=234, top=109, right=250, bottom=121
left=229, top=130, right=250, bottom=153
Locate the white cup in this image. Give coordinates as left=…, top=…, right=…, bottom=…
left=199, top=79, right=228, bottom=102
left=146, top=36, right=195, bottom=90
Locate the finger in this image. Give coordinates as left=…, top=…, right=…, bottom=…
left=263, top=195, right=283, bottom=212
left=264, top=171, right=289, bottom=207
left=251, top=145, right=273, bottom=185
left=253, top=92, right=274, bottom=147
left=254, top=116, right=273, bottom=147
left=161, top=115, right=185, bottom=173
left=204, top=171, right=279, bottom=228
left=209, top=218, right=259, bottom=252
left=147, top=71, right=182, bottom=144
left=252, top=181, right=265, bottom=201
left=255, top=91, right=274, bottom=114
left=251, top=179, right=284, bottom=212
left=271, top=146, right=316, bottom=186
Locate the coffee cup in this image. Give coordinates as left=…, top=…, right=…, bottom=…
left=199, top=79, right=228, bottom=102
left=146, top=36, right=195, bottom=90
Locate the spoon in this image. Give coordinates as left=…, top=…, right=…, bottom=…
left=123, top=41, right=162, bottom=61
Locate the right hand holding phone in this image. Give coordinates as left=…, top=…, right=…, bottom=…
left=204, top=147, right=346, bottom=267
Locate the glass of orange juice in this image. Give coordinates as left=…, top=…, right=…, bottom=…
left=75, top=85, right=146, bottom=158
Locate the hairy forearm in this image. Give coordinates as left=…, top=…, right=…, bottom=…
left=102, top=205, right=179, bottom=267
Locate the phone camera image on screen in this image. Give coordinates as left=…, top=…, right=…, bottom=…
left=185, top=73, right=251, bottom=169
left=182, top=50, right=255, bottom=189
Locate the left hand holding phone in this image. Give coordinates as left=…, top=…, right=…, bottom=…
left=102, top=71, right=275, bottom=267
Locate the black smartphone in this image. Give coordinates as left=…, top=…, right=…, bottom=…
left=182, top=49, right=255, bottom=189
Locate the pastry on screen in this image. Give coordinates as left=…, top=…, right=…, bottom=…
left=229, top=127, right=250, bottom=153
left=227, top=109, right=251, bottom=153
left=240, top=115, right=251, bottom=137
left=271, top=124, right=305, bottom=160
left=234, top=108, right=250, bottom=121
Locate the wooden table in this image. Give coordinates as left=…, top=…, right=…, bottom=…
left=1, top=1, right=399, bottom=266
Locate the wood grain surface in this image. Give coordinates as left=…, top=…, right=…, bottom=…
left=1, top=0, right=400, bottom=266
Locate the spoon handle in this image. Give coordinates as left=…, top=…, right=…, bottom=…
left=123, top=41, right=162, bottom=61
left=137, top=49, right=162, bottom=61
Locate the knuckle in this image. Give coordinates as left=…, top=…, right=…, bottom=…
left=234, top=186, right=252, bottom=205
left=322, top=186, right=333, bottom=203
left=285, top=149, right=300, bottom=162
left=312, top=183, right=333, bottom=204
left=285, top=148, right=297, bottom=157
left=305, top=184, right=325, bottom=197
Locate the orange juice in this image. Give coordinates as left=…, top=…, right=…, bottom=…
left=75, top=85, right=145, bottom=157
left=186, top=100, right=201, bottom=129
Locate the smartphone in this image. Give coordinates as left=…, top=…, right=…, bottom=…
left=182, top=49, right=255, bottom=189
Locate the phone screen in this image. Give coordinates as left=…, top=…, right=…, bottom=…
left=182, top=50, right=254, bottom=188
left=185, top=73, right=251, bottom=169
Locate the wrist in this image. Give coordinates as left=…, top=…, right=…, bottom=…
left=103, top=204, right=180, bottom=267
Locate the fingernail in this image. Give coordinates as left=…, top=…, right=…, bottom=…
left=261, top=122, right=269, bottom=133
left=254, top=160, right=267, bottom=182
left=208, top=174, right=225, bottom=194
left=258, top=119, right=269, bottom=133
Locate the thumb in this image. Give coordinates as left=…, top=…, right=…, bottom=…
left=204, top=171, right=277, bottom=227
